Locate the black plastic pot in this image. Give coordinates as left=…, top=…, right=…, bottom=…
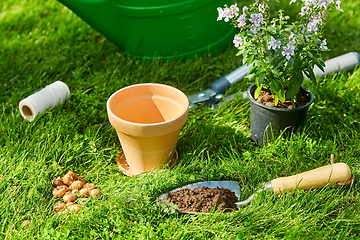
left=247, top=83, right=314, bottom=145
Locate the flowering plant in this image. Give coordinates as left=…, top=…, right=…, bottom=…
left=217, top=0, right=343, bottom=107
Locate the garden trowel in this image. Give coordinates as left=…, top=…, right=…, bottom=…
left=157, top=161, right=353, bottom=214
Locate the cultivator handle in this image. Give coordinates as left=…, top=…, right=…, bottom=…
left=271, top=163, right=352, bottom=194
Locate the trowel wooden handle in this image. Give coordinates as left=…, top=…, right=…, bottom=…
left=271, top=163, right=352, bottom=194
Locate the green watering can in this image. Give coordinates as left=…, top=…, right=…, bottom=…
left=57, top=0, right=236, bottom=59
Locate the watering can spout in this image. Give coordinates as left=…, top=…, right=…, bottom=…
left=56, top=0, right=235, bottom=59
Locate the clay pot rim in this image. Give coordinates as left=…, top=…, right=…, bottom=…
left=107, top=83, right=189, bottom=127
left=247, top=83, right=314, bottom=112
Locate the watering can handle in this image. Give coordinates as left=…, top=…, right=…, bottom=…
left=270, top=163, right=352, bottom=194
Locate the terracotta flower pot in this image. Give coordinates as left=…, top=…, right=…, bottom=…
left=107, top=83, right=189, bottom=176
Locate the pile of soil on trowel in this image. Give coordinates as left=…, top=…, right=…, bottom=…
left=168, top=187, right=238, bottom=213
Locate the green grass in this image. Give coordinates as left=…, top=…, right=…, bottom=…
left=1, top=0, right=360, bottom=239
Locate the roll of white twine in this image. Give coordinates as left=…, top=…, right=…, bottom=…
left=19, top=81, right=70, bottom=122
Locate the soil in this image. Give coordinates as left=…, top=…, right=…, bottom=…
left=167, top=187, right=238, bottom=213
left=255, top=86, right=310, bottom=109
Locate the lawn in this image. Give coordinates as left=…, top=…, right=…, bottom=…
left=1, top=0, right=360, bottom=239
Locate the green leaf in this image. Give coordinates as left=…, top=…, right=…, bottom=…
left=254, top=84, right=263, bottom=99
left=274, top=94, right=279, bottom=106
left=286, top=72, right=301, bottom=99
left=276, top=90, right=285, bottom=102
left=258, top=74, right=265, bottom=84
left=307, top=52, right=315, bottom=60
left=248, top=54, right=255, bottom=64
left=273, top=89, right=285, bottom=106
left=271, top=68, right=280, bottom=76
left=249, top=65, right=258, bottom=74
left=268, top=26, right=276, bottom=32
left=242, top=57, right=247, bottom=65
left=285, top=25, right=294, bottom=31
left=286, top=83, right=296, bottom=99
left=274, top=56, right=285, bottom=68
left=272, top=78, right=282, bottom=91
left=297, top=71, right=304, bottom=86
left=307, top=66, right=317, bottom=85
left=293, top=58, right=301, bottom=71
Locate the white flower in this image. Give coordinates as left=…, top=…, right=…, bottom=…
left=271, top=22, right=276, bottom=33
left=318, top=0, right=330, bottom=9
left=307, top=21, right=317, bottom=33
left=282, top=44, right=295, bottom=60
left=223, top=8, right=235, bottom=22
left=320, top=39, right=328, bottom=50
left=289, top=32, right=296, bottom=45
left=243, top=6, right=248, bottom=14
left=307, top=13, right=323, bottom=34
left=302, top=0, right=315, bottom=6
left=300, top=6, right=310, bottom=16
left=233, top=35, right=243, bottom=47
left=230, top=4, right=240, bottom=16
left=251, top=23, right=261, bottom=34
left=237, top=14, right=247, bottom=27
left=336, top=0, right=344, bottom=12
left=268, top=36, right=281, bottom=50
left=259, top=3, right=265, bottom=13
left=250, top=13, right=265, bottom=25
left=217, top=7, right=224, bottom=21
